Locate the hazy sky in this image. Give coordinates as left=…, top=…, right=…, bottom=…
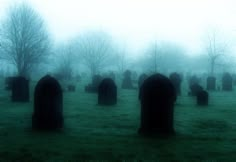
left=1, top=0, right=236, bottom=56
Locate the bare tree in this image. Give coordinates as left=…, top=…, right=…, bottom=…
left=77, top=31, right=114, bottom=77
left=0, top=3, right=50, bottom=77
left=205, top=30, right=228, bottom=76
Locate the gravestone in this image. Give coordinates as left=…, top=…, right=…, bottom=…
left=222, top=73, right=232, bottom=91
left=11, top=76, right=29, bottom=102
left=138, top=73, right=148, bottom=88
left=121, top=70, right=133, bottom=89
left=169, top=72, right=182, bottom=95
left=197, top=90, right=208, bottom=106
left=85, top=75, right=102, bottom=93
left=189, top=83, right=203, bottom=96
left=98, top=78, right=117, bottom=105
left=207, top=76, right=216, bottom=90
left=138, top=73, right=176, bottom=135
left=67, top=84, right=76, bottom=92
left=32, top=75, right=63, bottom=130
left=188, top=75, right=200, bottom=86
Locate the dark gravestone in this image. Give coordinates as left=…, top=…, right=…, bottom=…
left=67, top=84, right=76, bottom=92
left=207, top=76, right=216, bottom=90
left=169, top=72, right=182, bottom=95
left=138, top=73, right=148, bottom=88
left=188, top=75, right=200, bottom=87
left=222, top=73, right=233, bottom=91
left=32, top=75, right=63, bottom=130
left=197, top=90, right=208, bottom=106
left=85, top=75, right=102, bottom=93
left=189, top=83, right=203, bottom=96
left=121, top=70, right=133, bottom=89
left=138, top=73, right=176, bottom=135
left=5, top=77, right=14, bottom=90
left=11, top=77, right=29, bottom=102
left=98, top=78, right=117, bottom=105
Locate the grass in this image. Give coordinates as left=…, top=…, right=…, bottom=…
left=0, top=79, right=236, bottom=161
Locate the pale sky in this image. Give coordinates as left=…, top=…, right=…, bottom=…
left=1, top=0, right=236, bottom=56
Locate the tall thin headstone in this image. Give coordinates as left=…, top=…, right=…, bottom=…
left=138, top=73, right=176, bottom=135
left=32, top=75, right=63, bottom=130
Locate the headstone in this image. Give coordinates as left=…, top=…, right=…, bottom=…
left=138, top=73, right=148, bottom=88
left=188, top=75, right=200, bottom=87
left=169, top=72, right=182, bottom=95
left=222, top=73, right=233, bottom=91
left=188, top=83, right=203, bottom=96
left=98, top=78, right=117, bottom=105
left=67, top=84, right=76, bottom=92
left=197, top=90, right=208, bottom=106
left=121, top=70, right=133, bottom=89
left=85, top=75, right=102, bottom=93
left=32, top=75, right=63, bottom=130
left=138, top=73, right=176, bottom=135
left=11, top=76, right=29, bottom=102
left=207, top=76, right=216, bottom=90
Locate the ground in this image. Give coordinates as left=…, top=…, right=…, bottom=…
left=0, top=79, right=236, bottom=161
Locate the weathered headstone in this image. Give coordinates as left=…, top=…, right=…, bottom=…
left=188, top=83, right=203, bottom=96
left=169, top=72, right=182, bottom=95
left=207, top=76, right=216, bottom=90
left=197, top=90, right=208, bottom=106
left=121, top=70, right=133, bottom=89
left=98, top=78, right=117, bottom=105
left=32, top=75, right=63, bottom=130
left=85, top=75, right=102, bottom=93
left=138, top=73, right=148, bottom=88
left=222, top=73, right=233, bottom=91
left=11, top=76, right=29, bottom=102
left=138, top=73, right=176, bottom=135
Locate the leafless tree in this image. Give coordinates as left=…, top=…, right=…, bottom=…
left=77, top=31, right=114, bottom=77
left=205, top=30, right=228, bottom=76
left=0, top=3, right=50, bottom=77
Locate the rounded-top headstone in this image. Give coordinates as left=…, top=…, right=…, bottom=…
left=139, top=73, right=176, bottom=135
left=222, top=72, right=232, bottom=91
left=98, top=78, right=117, bottom=105
left=32, top=75, right=63, bottom=130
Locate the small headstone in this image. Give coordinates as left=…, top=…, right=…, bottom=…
left=138, top=73, right=148, bottom=88
left=197, top=90, right=208, bottom=106
left=121, top=70, right=133, bottom=89
left=32, top=75, right=63, bottom=130
left=98, top=78, right=117, bottom=105
left=11, top=76, right=29, bottom=102
left=207, top=76, right=216, bottom=90
left=67, top=84, right=76, bottom=92
left=222, top=73, right=232, bottom=91
left=169, top=72, right=182, bottom=95
left=138, top=73, right=176, bottom=135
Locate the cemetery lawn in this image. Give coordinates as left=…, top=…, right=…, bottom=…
left=0, top=80, right=236, bottom=161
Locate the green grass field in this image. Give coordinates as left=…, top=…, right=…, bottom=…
left=0, top=79, right=236, bottom=161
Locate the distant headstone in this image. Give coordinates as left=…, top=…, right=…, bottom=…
left=222, top=73, right=232, bottom=91
left=189, top=83, right=203, bottom=96
left=85, top=75, right=102, bottom=93
left=32, top=75, right=63, bottom=130
left=121, top=70, right=133, bottom=89
left=188, top=75, right=200, bottom=87
left=207, top=76, right=216, bottom=90
left=138, top=73, right=148, bottom=88
left=138, top=73, right=176, bottom=135
left=98, top=78, right=117, bottom=105
left=169, top=72, right=182, bottom=95
left=11, top=76, right=29, bottom=102
left=197, top=90, right=208, bottom=106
